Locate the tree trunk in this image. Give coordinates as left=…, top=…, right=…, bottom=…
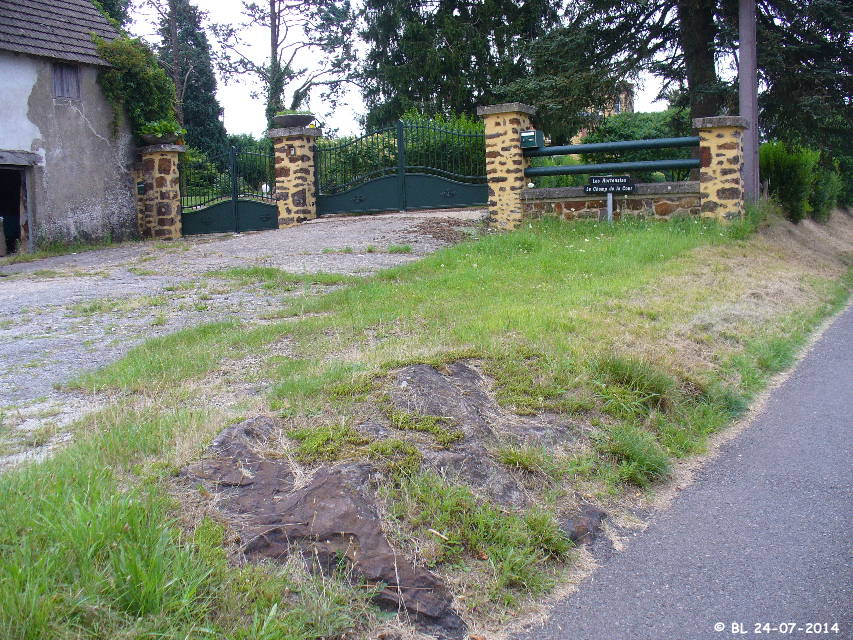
left=168, top=0, right=185, bottom=124
left=265, top=0, right=285, bottom=127
left=676, top=0, right=722, bottom=121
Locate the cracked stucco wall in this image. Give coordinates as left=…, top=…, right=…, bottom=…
left=0, top=51, right=136, bottom=247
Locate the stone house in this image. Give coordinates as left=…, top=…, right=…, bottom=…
left=0, top=0, right=136, bottom=253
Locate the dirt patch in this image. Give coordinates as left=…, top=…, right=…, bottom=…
left=406, top=217, right=480, bottom=245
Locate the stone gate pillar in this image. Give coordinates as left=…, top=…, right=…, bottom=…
left=139, top=144, right=185, bottom=240
left=268, top=126, right=321, bottom=228
left=694, top=116, right=748, bottom=221
left=476, top=103, right=536, bottom=230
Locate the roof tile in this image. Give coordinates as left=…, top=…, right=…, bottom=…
left=0, top=0, right=121, bottom=66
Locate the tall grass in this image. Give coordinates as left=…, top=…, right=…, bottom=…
left=601, top=424, right=672, bottom=487
left=0, top=407, right=212, bottom=639
left=0, top=404, right=375, bottom=639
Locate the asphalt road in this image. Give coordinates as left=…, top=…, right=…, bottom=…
left=519, top=305, right=853, bottom=640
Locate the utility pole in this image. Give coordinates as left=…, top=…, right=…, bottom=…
left=739, top=0, right=759, bottom=200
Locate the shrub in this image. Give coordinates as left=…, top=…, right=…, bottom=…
left=759, top=141, right=819, bottom=222
left=140, top=118, right=186, bottom=138
left=94, top=36, right=176, bottom=137
left=316, top=112, right=485, bottom=193
left=527, top=109, right=692, bottom=188
left=399, top=108, right=484, bottom=134
left=836, top=154, right=853, bottom=206
left=809, top=163, right=844, bottom=222
left=527, top=154, right=587, bottom=188
left=180, top=147, right=226, bottom=202
left=580, top=108, right=693, bottom=182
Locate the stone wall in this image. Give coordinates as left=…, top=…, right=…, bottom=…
left=694, top=116, right=747, bottom=221
left=269, top=127, right=320, bottom=228
left=477, top=103, right=534, bottom=230
left=138, top=145, right=183, bottom=240
left=134, top=164, right=145, bottom=236
left=522, top=182, right=701, bottom=221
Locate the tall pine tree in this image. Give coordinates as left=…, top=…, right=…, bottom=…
left=507, top=0, right=851, bottom=152
left=359, top=0, right=561, bottom=127
left=157, top=0, right=228, bottom=160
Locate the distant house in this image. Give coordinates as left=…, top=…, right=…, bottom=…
left=571, top=85, right=636, bottom=144
left=0, top=0, right=136, bottom=253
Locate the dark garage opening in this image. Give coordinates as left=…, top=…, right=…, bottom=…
left=0, top=168, right=22, bottom=253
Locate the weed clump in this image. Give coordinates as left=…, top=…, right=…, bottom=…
left=289, top=424, right=369, bottom=462
left=600, top=424, right=671, bottom=487
left=387, top=409, right=463, bottom=447
left=596, top=355, right=677, bottom=409
left=495, top=445, right=565, bottom=480
left=388, top=472, right=571, bottom=605
left=366, top=438, right=422, bottom=475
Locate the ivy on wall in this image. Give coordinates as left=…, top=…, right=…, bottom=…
left=93, top=36, right=177, bottom=138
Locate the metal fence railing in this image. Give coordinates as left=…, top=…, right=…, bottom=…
left=523, top=136, right=700, bottom=178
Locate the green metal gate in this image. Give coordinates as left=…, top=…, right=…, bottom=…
left=315, top=120, right=487, bottom=215
left=180, top=144, right=278, bottom=235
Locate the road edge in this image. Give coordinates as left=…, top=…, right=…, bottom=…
left=506, top=299, right=853, bottom=639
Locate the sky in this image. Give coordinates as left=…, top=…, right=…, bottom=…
left=131, top=1, right=667, bottom=139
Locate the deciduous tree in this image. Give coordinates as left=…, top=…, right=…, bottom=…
left=212, top=0, right=357, bottom=128
left=519, top=0, right=851, bottom=152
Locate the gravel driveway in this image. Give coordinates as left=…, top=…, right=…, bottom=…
left=0, top=209, right=484, bottom=468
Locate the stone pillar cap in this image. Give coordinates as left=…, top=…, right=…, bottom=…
left=692, top=116, right=748, bottom=129
left=476, top=102, right=536, bottom=117
left=138, top=144, right=186, bottom=153
left=267, top=126, right=323, bottom=138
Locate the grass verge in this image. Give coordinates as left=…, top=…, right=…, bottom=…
left=6, top=208, right=851, bottom=635
left=386, top=472, right=572, bottom=607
